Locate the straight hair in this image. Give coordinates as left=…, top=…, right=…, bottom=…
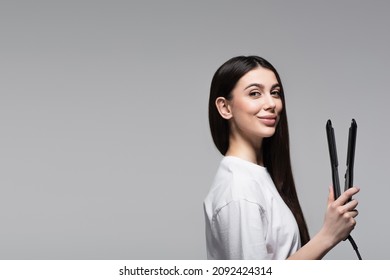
left=208, top=55, right=310, bottom=245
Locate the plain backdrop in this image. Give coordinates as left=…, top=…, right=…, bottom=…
left=0, top=0, right=388, bottom=259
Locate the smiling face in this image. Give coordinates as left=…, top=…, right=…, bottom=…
left=216, top=66, right=283, bottom=150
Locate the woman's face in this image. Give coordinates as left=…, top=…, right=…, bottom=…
left=227, top=67, right=283, bottom=144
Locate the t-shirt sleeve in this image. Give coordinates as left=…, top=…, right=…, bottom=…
left=212, top=199, right=270, bottom=259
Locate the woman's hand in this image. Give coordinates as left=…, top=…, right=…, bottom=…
left=288, top=186, right=360, bottom=260
left=319, top=186, right=360, bottom=247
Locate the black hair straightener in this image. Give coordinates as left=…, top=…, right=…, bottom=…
left=326, top=119, right=362, bottom=260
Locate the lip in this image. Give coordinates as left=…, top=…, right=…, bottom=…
left=258, top=115, right=277, bottom=126
left=258, top=115, right=277, bottom=120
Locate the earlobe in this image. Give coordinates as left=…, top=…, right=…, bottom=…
left=215, top=97, right=232, bottom=120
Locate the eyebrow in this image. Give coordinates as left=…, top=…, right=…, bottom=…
left=244, top=83, right=281, bottom=90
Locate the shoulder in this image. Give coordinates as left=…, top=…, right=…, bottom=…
left=204, top=157, right=273, bottom=215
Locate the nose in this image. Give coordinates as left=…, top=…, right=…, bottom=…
left=263, top=94, right=276, bottom=110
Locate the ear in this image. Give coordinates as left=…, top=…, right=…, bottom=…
left=215, top=97, right=233, bottom=120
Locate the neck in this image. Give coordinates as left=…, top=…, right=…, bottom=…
left=226, top=134, right=264, bottom=166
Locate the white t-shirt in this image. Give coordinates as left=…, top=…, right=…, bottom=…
left=204, top=156, right=301, bottom=259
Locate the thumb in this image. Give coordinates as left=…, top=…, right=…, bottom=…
left=327, top=185, right=335, bottom=205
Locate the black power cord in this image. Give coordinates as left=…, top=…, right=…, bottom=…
left=347, top=235, right=362, bottom=260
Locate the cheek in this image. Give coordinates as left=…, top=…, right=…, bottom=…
left=236, top=100, right=260, bottom=114
left=231, top=99, right=253, bottom=116
left=276, top=100, right=283, bottom=114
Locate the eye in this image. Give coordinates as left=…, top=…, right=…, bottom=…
left=249, top=91, right=261, bottom=97
left=271, top=90, right=281, bottom=97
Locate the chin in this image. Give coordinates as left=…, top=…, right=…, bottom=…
left=263, top=133, right=275, bottom=139
left=254, top=131, right=275, bottom=140
left=262, top=129, right=277, bottom=138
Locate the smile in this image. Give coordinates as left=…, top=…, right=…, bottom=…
left=258, top=115, right=277, bottom=126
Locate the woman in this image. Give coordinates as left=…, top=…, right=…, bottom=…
left=204, top=55, right=359, bottom=259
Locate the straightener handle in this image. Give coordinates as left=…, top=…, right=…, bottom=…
left=345, top=119, right=357, bottom=191
left=326, top=120, right=341, bottom=199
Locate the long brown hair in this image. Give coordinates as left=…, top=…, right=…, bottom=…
left=208, top=55, right=310, bottom=245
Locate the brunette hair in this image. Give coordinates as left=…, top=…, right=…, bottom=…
left=208, top=55, right=310, bottom=245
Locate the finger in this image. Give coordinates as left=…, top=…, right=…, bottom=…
left=336, top=186, right=360, bottom=206
left=327, top=185, right=335, bottom=205
left=349, top=209, right=359, bottom=218
left=344, top=199, right=359, bottom=211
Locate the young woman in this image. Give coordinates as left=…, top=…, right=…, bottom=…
left=204, top=56, right=360, bottom=260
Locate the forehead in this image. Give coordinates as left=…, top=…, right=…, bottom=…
left=235, top=67, right=278, bottom=89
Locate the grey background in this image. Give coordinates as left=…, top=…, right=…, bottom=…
left=0, top=0, right=388, bottom=259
